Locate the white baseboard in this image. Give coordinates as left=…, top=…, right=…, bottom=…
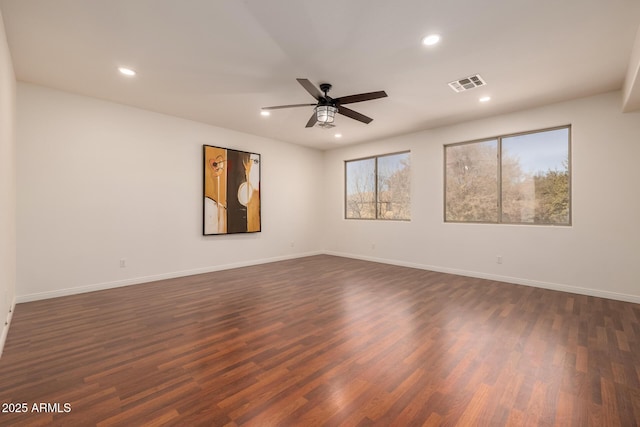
left=324, top=250, right=640, bottom=304
left=16, top=251, right=323, bottom=303
left=0, top=297, right=16, bottom=359
left=15, top=250, right=640, bottom=306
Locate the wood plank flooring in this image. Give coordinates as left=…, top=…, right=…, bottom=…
left=1, top=255, right=639, bottom=426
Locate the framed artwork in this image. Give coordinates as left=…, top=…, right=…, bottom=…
left=203, top=145, right=261, bottom=235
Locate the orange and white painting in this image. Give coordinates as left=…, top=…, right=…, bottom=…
left=203, top=145, right=260, bottom=235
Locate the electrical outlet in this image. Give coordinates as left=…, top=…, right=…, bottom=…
left=120, top=259, right=126, bottom=268
left=497, top=255, right=502, bottom=264
left=371, top=243, right=376, bottom=250
left=290, top=241, right=295, bottom=248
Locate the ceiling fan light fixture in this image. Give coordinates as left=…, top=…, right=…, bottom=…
left=315, top=105, right=337, bottom=124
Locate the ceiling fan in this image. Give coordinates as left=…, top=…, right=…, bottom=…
left=262, top=78, right=388, bottom=128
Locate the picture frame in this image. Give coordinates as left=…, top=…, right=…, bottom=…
left=203, top=145, right=261, bottom=235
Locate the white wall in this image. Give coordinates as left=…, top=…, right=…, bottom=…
left=13, top=84, right=640, bottom=304
left=324, top=91, right=640, bottom=303
left=0, top=10, right=17, bottom=356
left=622, top=24, right=640, bottom=112
left=16, top=83, right=325, bottom=301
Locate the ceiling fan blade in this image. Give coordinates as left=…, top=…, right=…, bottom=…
left=297, top=78, right=323, bottom=100
left=337, top=106, right=373, bottom=124
left=305, top=112, right=318, bottom=128
left=334, top=91, right=388, bottom=105
left=262, top=103, right=316, bottom=110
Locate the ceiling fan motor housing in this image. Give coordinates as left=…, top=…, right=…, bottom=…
left=319, top=83, right=334, bottom=106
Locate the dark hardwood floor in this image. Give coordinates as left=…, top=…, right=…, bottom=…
left=1, top=255, right=639, bottom=426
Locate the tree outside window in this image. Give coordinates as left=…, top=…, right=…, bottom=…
left=345, top=152, right=410, bottom=220
left=445, top=126, right=570, bottom=225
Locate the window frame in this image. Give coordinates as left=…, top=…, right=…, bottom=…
left=344, top=150, right=411, bottom=221
left=443, top=125, right=572, bottom=226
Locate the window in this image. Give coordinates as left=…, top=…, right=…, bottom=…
left=345, top=151, right=410, bottom=220
left=445, top=126, right=570, bottom=225
left=445, top=139, right=499, bottom=222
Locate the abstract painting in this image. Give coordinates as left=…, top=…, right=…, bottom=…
left=203, top=145, right=261, bottom=235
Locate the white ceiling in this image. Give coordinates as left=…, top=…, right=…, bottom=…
left=1, top=0, right=639, bottom=150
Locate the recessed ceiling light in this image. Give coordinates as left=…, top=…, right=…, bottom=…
left=260, top=111, right=270, bottom=116
left=334, top=133, right=342, bottom=138
left=479, top=96, right=491, bottom=103
left=422, top=34, right=440, bottom=46
left=118, top=67, right=136, bottom=76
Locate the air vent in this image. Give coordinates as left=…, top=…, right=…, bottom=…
left=448, top=74, right=486, bottom=93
